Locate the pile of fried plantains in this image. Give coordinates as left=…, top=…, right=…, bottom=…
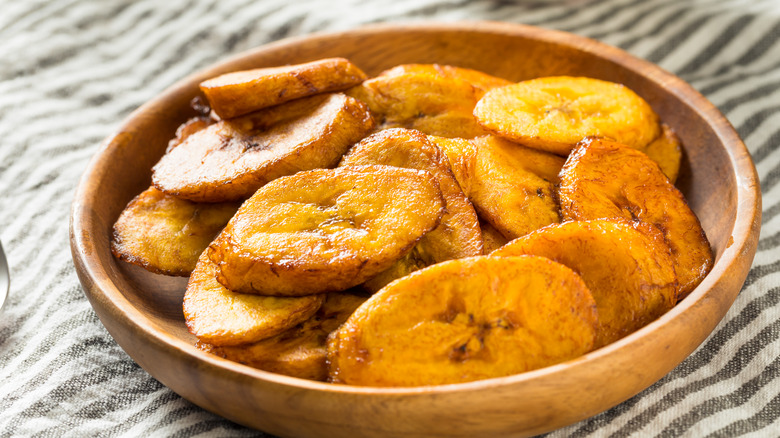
left=111, top=58, right=712, bottom=387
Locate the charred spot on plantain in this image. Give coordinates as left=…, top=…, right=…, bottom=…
left=436, top=294, right=467, bottom=323
left=448, top=326, right=491, bottom=362
left=293, top=72, right=320, bottom=94
left=245, top=140, right=272, bottom=151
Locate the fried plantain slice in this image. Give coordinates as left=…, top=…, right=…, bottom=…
left=111, top=187, right=240, bottom=276
left=638, top=123, right=682, bottom=184
left=341, top=128, right=483, bottom=262
left=346, top=72, right=489, bottom=138
left=468, top=135, right=564, bottom=240
left=559, top=138, right=713, bottom=299
left=327, top=255, right=598, bottom=387
left=430, top=135, right=563, bottom=240
left=379, top=64, right=512, bottom=93
left=200, top=58, right=368, bottom=119
left=340, top=128, right=483, bottom=292
left=183, top=253, right=325, bottom=347
left=198, top=291, right=367, bottom=381
left=208, top=165, right=446, bottom=296
left=474, top=76, right=660, bottom=156
left=152, top=93, right=374, bottom=202
left=492, top=219, right=677, bottom=347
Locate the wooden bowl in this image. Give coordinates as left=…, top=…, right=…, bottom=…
left=69, top=22, right=761, bottom=437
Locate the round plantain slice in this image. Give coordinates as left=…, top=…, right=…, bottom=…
left=340, top=128, right=483, bottom=292
left=198, top=292, right=367, bottom=381
left=638, top=123, right=683, bottom=184
left=200, top=57, right=368, bottom=119
left=379, top=64, right=512, bottom=94
left=152, top=93, right=375, bottom=202
left=327, top=255, right=598, bottom=387
left=183, top=253, right=325, bottom=347
left=474, top=76, right=660, bottom=156
left=111, top=187, right=240, bottom=276
left=492, top=219, right=678, bottom=348
left=208, top=165, right=446, bottom=296
left=346, top=72, right=489, bottom=139
left=341, top=128, right=483, bottom=262
left=559, top=137, right=713, bottom=299
left=468, top=135, right=564, bottom=240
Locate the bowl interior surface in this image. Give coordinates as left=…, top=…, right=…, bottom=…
left=70, top=22, right=760, bottom=438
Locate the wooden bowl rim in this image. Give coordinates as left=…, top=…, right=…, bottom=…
left=70, top=21, right=761, bottom=398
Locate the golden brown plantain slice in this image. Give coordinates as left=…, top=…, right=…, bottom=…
left=198, top=291, right=367, bottom=381
left=208, top=165, right=446, bottom=296
left=379, top=64, right=512, bottom=93
left=340, top=128, right=483, bottom=262
left=474, top=76, right=660, bottom=156
left=327, top=255, right=598, bottom=387
left=559, top=138, right=713, bottom=299
left=346, top=72, right=489, bottom=138
left=200, top=58, right=368, bottom=119
left=152, top=93, right=374, bottom=202
left=492, top=219, right=677, bottom=347
left=468, top=135, right=564, bottom=240
left=638, top=123, right=682, bottom=184
left=340, top=128, right=483, bottom=292
left=183, top=253, right=325, bottom=347
left=110, top=187, right=240, bottom=276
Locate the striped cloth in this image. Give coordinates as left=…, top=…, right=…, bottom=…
left=1, top=0, right=778, bottom=436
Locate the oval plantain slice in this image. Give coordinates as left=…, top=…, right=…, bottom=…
left=346, top=71, right=489, bottom=139
left=638, top=123, right=683, bottom=184
left=468, top=135, right=564, bottom=240
left=183, top=252, right=325, bottom=347
left=152, top=93, right=375, bottom=202
left=492, top=219, right=677, bottom=348
left=558, top=137, right=713, bottom=299
left=111, top=187, right=240, bottom=276
left=198, top=292, right=367, bottom=381
left=208, top=165, right=446, bottom=296
left=474, top=76, right=660, bottom=156
left=200, top=57, right=368, bottom=119
left=379, top=64, right=512, bottom=94
left=340, top=128, right=483, bottom=292
left=327, top=255, right=598, bottom=387
left=340, top=128, right=483, bottom=262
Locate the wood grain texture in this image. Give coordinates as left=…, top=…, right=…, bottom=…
left=69, top=22, right=761, bottom=437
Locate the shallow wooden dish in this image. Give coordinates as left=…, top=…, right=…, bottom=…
left=70, top=22, right=761, bottom=437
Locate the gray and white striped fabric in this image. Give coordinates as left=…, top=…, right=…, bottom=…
left=1, top=0, right=778, bottom=436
